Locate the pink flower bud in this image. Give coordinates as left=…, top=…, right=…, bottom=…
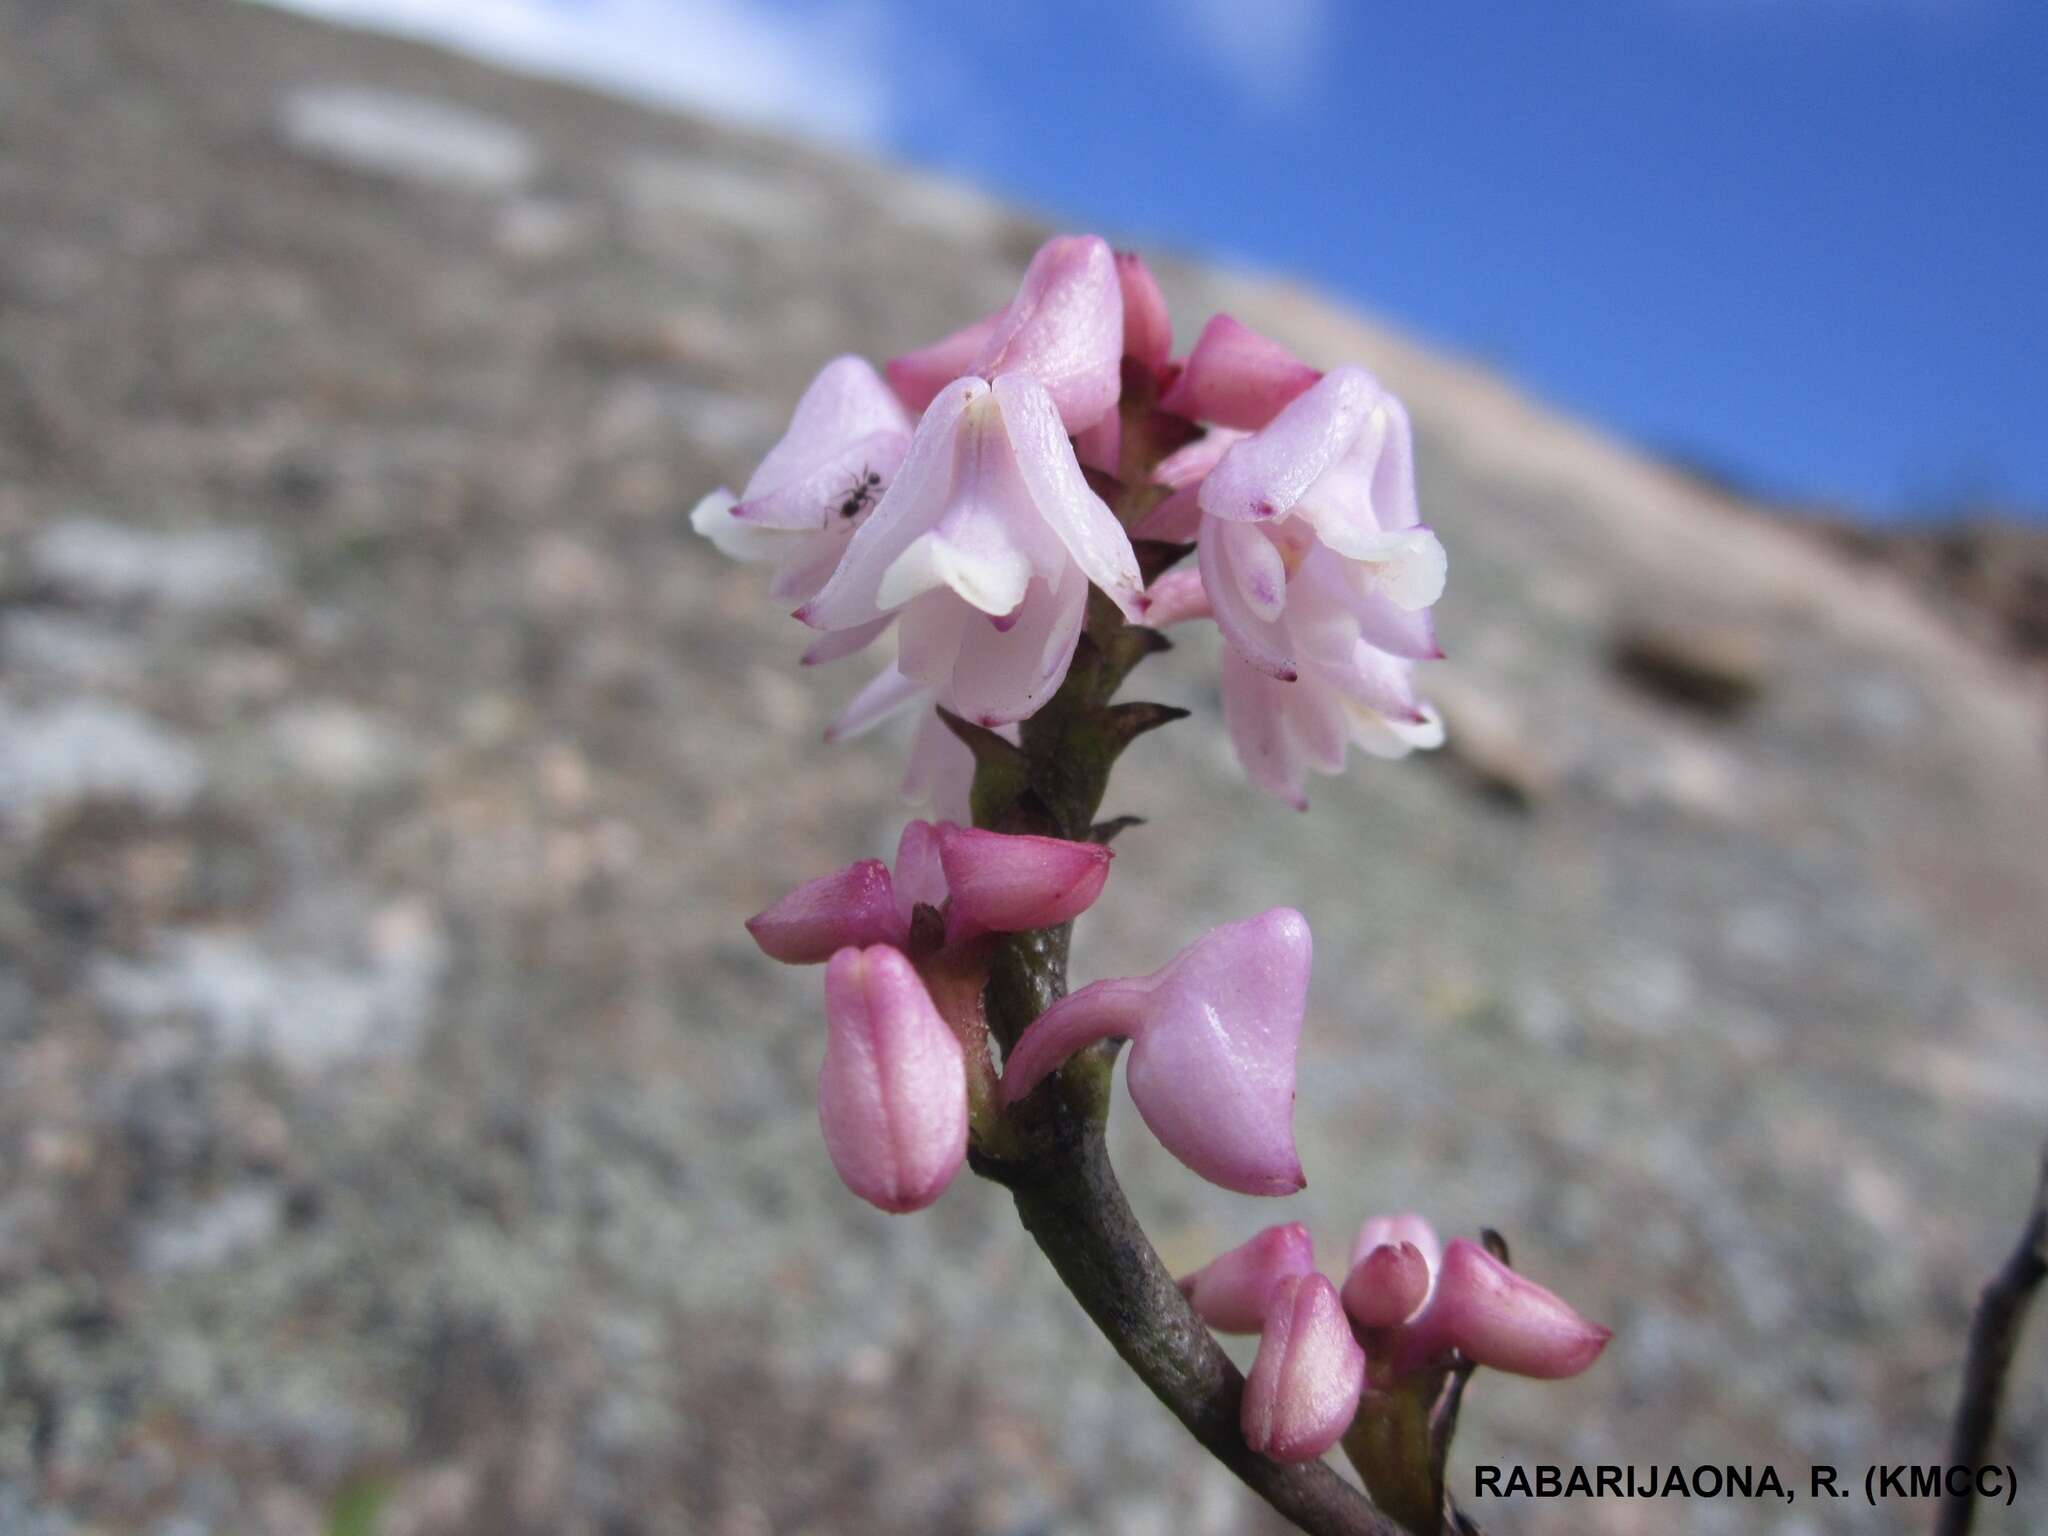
left=1000, top=908, right=1311, bottom=1196
left=745, top=859, right=904, bottom=964
left=1242, top=1273, right=1366, bottom=1461
left=972, top=234, right=1124, bottom=433
left=819, top=946, right=968, bottom=1213
left=1115, top=250, right=1174, bottom=374
left=1180, top=1222, right=1317, bottom=1335
left=1159, top=314, right=1322, bottom=431
left=1340, top=1241, right=1432, bottom=1329
left=1348, top=1211, right=1443, bottom=1275
left=1400, top=1238, right=1611, bottom=1380
left=936, top=823, right=1112, bottom=941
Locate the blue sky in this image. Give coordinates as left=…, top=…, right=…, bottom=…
left=268, top=0, right=2047, bottom=520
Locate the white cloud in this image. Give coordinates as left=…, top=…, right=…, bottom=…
left=252, top=0, right=896, bottom=146
left=1169, top=0, right=1332, bottom=110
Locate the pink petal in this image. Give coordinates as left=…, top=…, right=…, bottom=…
left=1201, top=518, right=1296, bottom=680
left=1001, top=908, right=1312, bottom=1197
left=993, top=373, right=1144, bottom=619
left=936, top=824, right=1112, bottom=941
left=900, top=707, right=983, bottom=823
left=1138, top=567, right=1211, bottom=629
left=1198, top=367, right=1380, bottom=525
left=745, top=860, right=904, bottom=964
left=1115, top=250, right=1174, bottom=373
left=940, top=572, right=1087, bottom=727
left=800, top=378, right=984, bottom=632
left=738, top=356, right=912, bottom=530
left=1159, top=315, right=1322, bottom=431
left=1179, top=1223, right=1317, bottom=1335
left=1340, top=1241, right=1433, bottom=1330
left=1154, top=427, right=1249, bottom=489
left=1241, top=1274, right=1367, bottom=1461
left=1220, top=648, right=1310, bottom=811
left=803, top=613, right=896, bottom=669
left=819, top=946, right=968, bottom=1213
left=887, top=308, right=1004, bottom=415
left=1073, top=407, right=1121, bottom=477
left=1399, top=1239, right=1612, bottom=1380
left=825, top=663, right=926, bottom=741
left=974, top=234, right=1123, bottom=433
left=896, top=587, right=973, bottom=690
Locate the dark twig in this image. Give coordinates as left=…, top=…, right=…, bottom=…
left=1935, top=1139, right=2048, bottom=1536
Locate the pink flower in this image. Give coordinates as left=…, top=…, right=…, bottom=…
left=887, top=235, right=1146, bottom=432
left=1241, top=1273, right=1368, bottom=1462
left=745, top=820, right=1111, bottom=964
left=1178, top=1222, right=1318, bottom=1334
left=999, top=908, right=1311, bottom=1196
left=796, top=372, right=1143, bottom=727
left=819, top=945, right=968, bottom=1212
left=1340, top=1212, right=1441, bottom=1328
left=1137, top=352, right=1448, bottom=808
left=690, top=356, right=913, bottom=622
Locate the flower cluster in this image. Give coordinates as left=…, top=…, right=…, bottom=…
left=706, top=234, right=1604, bottom=1500
left=746, top=823, right=1313, bottom=1207
left=1179, top=1214, right=1611, bottom=1461
left=694, top=233, right=1445, bottom=812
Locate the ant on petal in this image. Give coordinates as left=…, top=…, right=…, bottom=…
left=836, top=466, right=884, bottom=520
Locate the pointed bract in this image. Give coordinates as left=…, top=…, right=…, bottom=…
left=1180, top=1222, right=1318, bottom=1335
left=1000, top=908, right=1311, bottom=1196
left=1241, top=1273, right=1367, bottom=1461
left=818, top=946, right=968, bottom=1213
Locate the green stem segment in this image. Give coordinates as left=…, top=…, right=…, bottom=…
left=957, top=533, right=1406, bottom=1534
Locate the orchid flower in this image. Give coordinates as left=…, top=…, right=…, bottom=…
left=999, top=908, right=1310, bottom=1196
left=690, top=356, right=913, bottom=644
left=797, top=370, right=1144, bottom=726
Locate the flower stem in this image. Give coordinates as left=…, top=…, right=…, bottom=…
left=961, top=578, right=1407, bottom=1536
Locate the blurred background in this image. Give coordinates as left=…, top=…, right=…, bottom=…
left=1, top=1, right=2043, bottom=1533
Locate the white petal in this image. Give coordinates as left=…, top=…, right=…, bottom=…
left=941, top=574, right=1086, bottom=726
left=895, top=588, right=971, bottom=688
left=826, top=665, right=928, bottom=741
left=691, top=488, right=783, bottom=563
left=802, top=378, right=983, bottom=630
left=993, top=373, right=1143, bottom=619
left=1200, top=515, right=1296, bottom=680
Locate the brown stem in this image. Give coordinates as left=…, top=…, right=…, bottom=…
left=1935, top=1140, right=2048, bottom=1536
left=954, top=543, right=1405, bottom=1532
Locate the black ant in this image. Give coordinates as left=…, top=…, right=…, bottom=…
left=836, top=466, right=883, bottom=519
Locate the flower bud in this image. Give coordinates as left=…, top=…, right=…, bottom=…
left=1339, top=1240, right=1432, bottom=1329
left=1158, top=314, right=1322, bottom=431
left=1179, top=1222, right=1317, bottom=1335
left=1115, top=250, right=1174, bottom=374
left=1242, top=1273, right=1366, bottom=1461
left=819, top=946, right=968, bottom=1213
left=1401, top=1238, right=1611, bottom=1380
left=935, top=823, right=1112, bottom=941
left=1000, top=908, right=1310, bottom=1196
left=745, top=859, right=903, bottom=964
left=972, top=234, right=1123, bottom=433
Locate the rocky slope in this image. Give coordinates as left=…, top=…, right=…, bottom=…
left=2, top=3, right=2044, bottom=1533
